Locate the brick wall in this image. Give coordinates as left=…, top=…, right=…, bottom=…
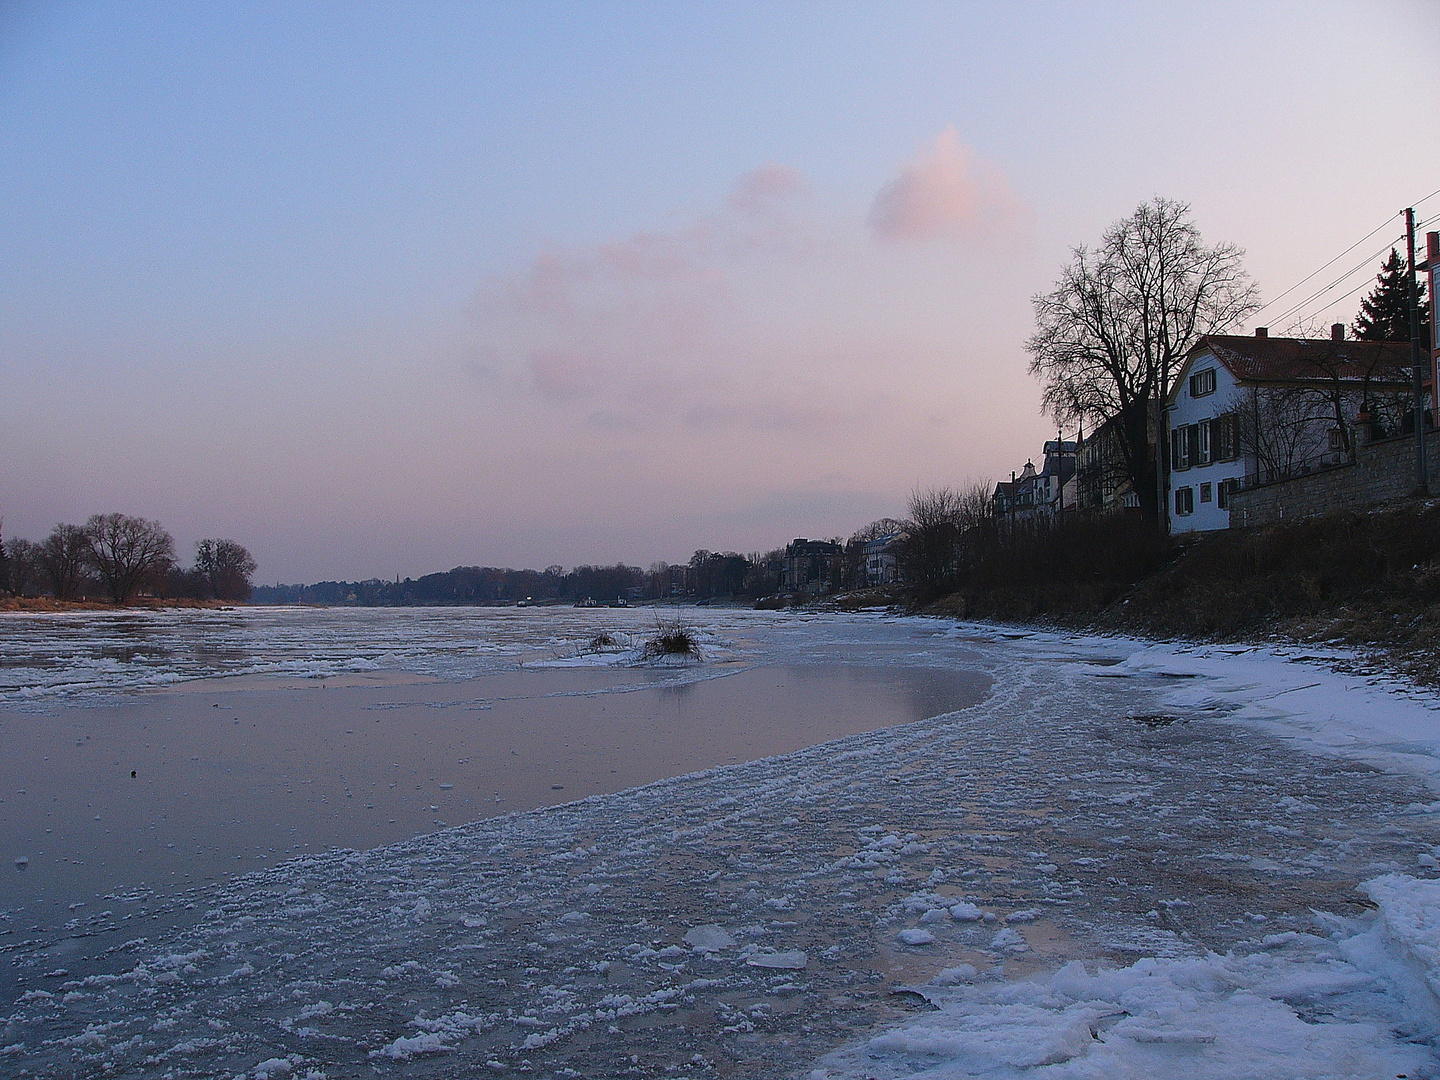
left=1229, top=431, right=1440, bottom=528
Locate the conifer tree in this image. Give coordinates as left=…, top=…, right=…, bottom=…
left=1352, top=248, right=1431, bottom=348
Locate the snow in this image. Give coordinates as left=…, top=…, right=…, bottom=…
left=817, top=896, right=1438, bottom=1079
left=6, top=610, right=1440, bottom=1077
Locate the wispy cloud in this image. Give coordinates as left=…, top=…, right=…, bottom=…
left=455, top=156, right=1041, bottom=540
left=869, top=127, right=1022, bottom=242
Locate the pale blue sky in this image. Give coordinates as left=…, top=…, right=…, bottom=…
left=3, top=2, right=1438, bottom=580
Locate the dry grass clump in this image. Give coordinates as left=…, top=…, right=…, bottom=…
left=641, top=619, right=700, bottom=659
left=586, top=630, right=620, bottom=650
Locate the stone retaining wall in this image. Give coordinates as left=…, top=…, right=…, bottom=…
left=1229, top=431, right=1440, bottom=528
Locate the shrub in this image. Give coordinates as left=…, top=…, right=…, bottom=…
left=642, top=620, right=699, bottom=659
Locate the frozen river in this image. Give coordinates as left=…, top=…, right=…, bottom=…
left=3, top=607, right=1440, bottom=1078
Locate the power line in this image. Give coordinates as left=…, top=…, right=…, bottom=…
left=1250, top=190, right=1440, bottom=328
left=1269, top=235, right=1405, bottom=328
left=1295, top=273, right=1382, bottom=323
left=1250, top=213, right=1400, bottom=319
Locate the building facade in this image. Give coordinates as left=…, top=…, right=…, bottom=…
left=1164, top=328, right=1413, bottom=534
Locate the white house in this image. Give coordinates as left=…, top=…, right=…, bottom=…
left=1164, top=327, right=1413, bottom=535
left=863, top=533, right=905, bottom=586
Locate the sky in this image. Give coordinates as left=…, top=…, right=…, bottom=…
left=2, top=1, right=1438, bottom=582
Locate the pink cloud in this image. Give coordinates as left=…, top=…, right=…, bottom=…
left=598, top=228, right=703, bottom=279
left=728, top=163, right=809, bottom=215
left=528, top=350, right=601, bottom=402
left=869, top=127, right=1021, bottom=242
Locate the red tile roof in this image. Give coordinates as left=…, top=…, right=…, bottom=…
left=1190, top=334, right=1414, bottom=386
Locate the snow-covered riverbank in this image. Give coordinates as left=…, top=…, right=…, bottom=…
left=5, top=614, right=1440, bottom=1077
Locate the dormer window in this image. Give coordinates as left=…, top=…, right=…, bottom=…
left=1189, top=368, right=1216, bottom=397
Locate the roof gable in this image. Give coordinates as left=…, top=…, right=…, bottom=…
left=1168, top=334, right=1413, bottom=406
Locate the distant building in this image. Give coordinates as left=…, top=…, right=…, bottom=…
left=1032, top=440, right=1077, bottom=517
left=1073, top=415, right=1144, bottom=515
left=782, top=538, right=842, bottom=596
left=862, top=533, right=906, bottom=587
left=992, top=460, right=1037, bottom=520
left=993, top=440, right=1078, bottom=525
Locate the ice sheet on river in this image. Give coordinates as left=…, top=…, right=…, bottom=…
left=7, top=621, right=1440, bottom=1077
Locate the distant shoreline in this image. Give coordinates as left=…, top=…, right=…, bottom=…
left=0, top=596, right=235, bottom=613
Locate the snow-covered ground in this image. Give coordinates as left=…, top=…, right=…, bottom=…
left=5, top=611, right=1440, bottom=1078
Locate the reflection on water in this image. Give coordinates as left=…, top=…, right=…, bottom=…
left=0, top=662, right=988, bottom=932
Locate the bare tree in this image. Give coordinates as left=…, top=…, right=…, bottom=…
left=84, top=513, right=175, bottom=605
left=1027, top=198, right=1259, bottom=523
left=41, top=524, right=92, bottom=600
left=195, top=538, right=258, bottom=601
left=849, top=518, right=906, bottom=544
left=901, top=485, right=991, bottom=599
left=1238, top=386, right=1328, bottom=485
left=7, top=538, right=45, bottom=596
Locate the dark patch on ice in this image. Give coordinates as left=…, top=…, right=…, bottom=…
left=1131, top=713, right=1186, bottom=729
left=888, top=987, right=940, bottom=1011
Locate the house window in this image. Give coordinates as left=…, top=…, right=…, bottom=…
left=1328, top=428, right=1346, bottom=451
left=1174, top=486, right=1194, bottom=515
left=1197, top=421, right=1212, bottom=465
left=1190, top=368, right=1217, bottom=397
left=1171, top=426, right=1191, bottom=469
left=1218, top=478, right=1238, bottom=510
left=1213, top=413, right=1235, bottom=461
left=1200, top=482, right=1212, bottom=503
left=1186, top=424, right=1200, bottom=469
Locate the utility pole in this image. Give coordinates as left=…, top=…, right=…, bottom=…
left=1407, top=208, right=1428, bottom=495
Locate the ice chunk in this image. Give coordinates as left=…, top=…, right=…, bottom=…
left=897, top=928, right=935, bottom=946
left=746, top=950, right=807, bottom=970
left=990, top=927, right=1026, bottom=950
left=949, top=902, right=983, bottom=921
left=932, top=964, right=978, bottom=985
left=683, top=925, right=736, bottom=952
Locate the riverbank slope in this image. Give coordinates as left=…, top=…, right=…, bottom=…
left=931, top=498, right=1440, bottom=683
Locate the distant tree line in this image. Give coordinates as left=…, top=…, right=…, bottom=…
left=0, top=514, right=256, bottom=604
left=251, top=550, right=785, bottom=607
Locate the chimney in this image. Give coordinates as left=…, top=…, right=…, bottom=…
left=1254, top=327, right=1268, bottom=338
left=1331, top=323, right=1345, bottom=342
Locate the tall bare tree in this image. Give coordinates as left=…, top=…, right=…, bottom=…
left=194, top=538, right=258, bottom=601
left=41, top=524, right=92, bottom=600
left=84, top=513, right=175, bottom=604
left=901, top=485, right=991, bottom=599
left=1027, top=198, right=1259, bottom=523
left=7, top=538, right=44, bottom=596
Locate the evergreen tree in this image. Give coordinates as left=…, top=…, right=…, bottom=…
left=1352, top=248, right=1431, bottom=348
